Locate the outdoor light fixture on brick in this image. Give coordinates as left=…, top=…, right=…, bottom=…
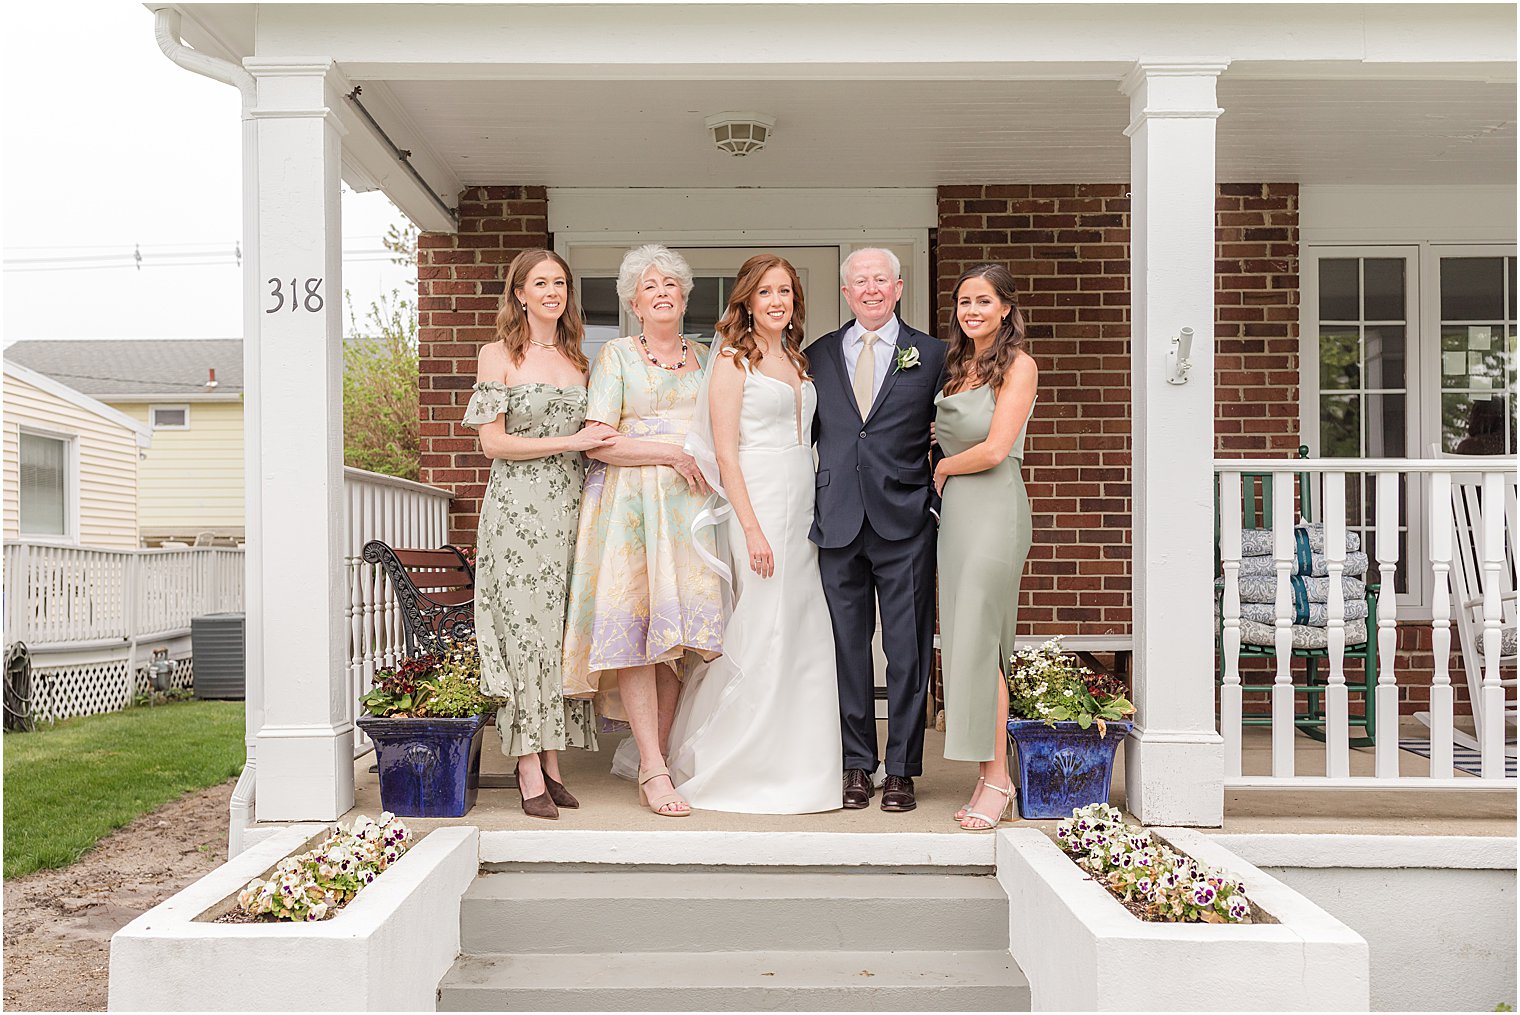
left=705, top=112, right=776, bottom=156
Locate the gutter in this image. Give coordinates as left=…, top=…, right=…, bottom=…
left=150, top=7, right=254, bottom=107
left=150, top=5, right=260, bottom=858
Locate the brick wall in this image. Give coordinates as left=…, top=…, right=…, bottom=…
left=416, top=185, right=550, bottom=545
left=934, top=182, right=1301, bottom=638
left=415, top=181, right=1473, bottom=718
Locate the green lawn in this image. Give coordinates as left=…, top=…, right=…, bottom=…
left=3, top=700, right=247, bottom=879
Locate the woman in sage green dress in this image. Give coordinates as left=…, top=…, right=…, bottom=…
left=933, top=263, right=1039, bottom=832
left=464, top=248, right=612, bottom=820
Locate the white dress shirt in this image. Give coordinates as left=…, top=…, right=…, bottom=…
left=841, top=316, right=902, bottom=408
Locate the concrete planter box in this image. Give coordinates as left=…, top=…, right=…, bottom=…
left=109, top=823, right=478, bottom=1011
left=998, top=826, right=1369, bottom=1011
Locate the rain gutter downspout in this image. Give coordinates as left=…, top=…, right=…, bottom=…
left=151, top=6, right=262, bottom=859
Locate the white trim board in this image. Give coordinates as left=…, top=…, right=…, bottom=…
left=1300, top=185, right=1518, bottom=245
left=4, top=360, right=153, bottom=446
left=548, top=188, right=937, bottom=234
left=1209, top=833, right=1517, bottom=870
left=478, top=829, right=995, bottom=867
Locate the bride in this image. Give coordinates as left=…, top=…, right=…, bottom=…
left=667, top=254, right=842, bottom=813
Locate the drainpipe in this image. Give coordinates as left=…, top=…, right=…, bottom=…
left=151, top=6, right=263, bottom=858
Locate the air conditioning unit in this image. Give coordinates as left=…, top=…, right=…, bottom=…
left=191, top=613, right=245, bottom=700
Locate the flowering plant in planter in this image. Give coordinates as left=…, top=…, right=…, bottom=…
left=360, top=639, right=496, bottom=718
left=356, top=638, right=497, bottom=817
left=235, top=813, right=413, bottom=922
left=1007, top=636, right=1135, bottom=734
left=1056, top=803, right=1254, bottom=924
left=1005, top=637, right=1137, bottom=819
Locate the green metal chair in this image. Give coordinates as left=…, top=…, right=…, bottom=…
left=1215, top=446, right=1381, bottom=747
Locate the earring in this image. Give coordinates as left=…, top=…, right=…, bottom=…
left=521, top=303, right=527, bottom=311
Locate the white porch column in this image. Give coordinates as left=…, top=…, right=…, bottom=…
left=1121, top=63, right=1227, bottom=826
left=245, top=60, right=353, bottom=821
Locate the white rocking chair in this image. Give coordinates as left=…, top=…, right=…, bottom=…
left=1428, top=450, right=1518, bottom=758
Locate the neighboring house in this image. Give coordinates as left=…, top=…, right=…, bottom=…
left=4, top=339, right=244, bottom=545
left=2, top=360, right=150, bottom=549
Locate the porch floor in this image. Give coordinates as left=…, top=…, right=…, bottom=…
left=343, top=718, right=1515, bottom=839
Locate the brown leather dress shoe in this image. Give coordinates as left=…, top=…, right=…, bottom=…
left=842, top=768, right=873, bottom=809
left=880, top=774, right=917, bottom=812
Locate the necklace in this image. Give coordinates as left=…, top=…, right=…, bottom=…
left=638, top=333, right=689, bottom=371
left=527, top=337, right=556, bottom=349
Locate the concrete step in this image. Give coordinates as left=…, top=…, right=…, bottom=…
left=437, top=949, right=1029, bottom=1011
left=459, top=871, right=1009, bottom=954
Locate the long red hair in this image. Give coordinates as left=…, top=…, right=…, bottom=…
left=714, top=254, right=810, bottom=380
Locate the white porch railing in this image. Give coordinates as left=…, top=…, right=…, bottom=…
left=1216, top=457, right=1517, bottom=789
left=341, top=467, right=453, bottom=740
left=3, top=468, right=451, bottom=726
left=3, top=543, right=245, bottom=721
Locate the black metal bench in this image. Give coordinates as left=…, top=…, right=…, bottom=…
left=361, top=541, right=476, bottom=657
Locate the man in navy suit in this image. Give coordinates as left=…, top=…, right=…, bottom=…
left=809, top=248, right=946, bottom=812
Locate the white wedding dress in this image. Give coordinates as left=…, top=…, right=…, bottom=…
left=667, top=351, right=842, bottom=813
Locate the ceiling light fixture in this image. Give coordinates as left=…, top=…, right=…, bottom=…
left=705, top=112, right=776, bottom=157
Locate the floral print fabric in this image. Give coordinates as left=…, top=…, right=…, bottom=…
left=562, top=338, right=724, bottom=721
left=463, top=381, right=598, bottom=757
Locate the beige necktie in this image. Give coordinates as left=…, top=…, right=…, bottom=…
left=853, top=331, right=879, bottom=417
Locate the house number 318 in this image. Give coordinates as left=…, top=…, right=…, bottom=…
left=266, top=277, right=325, bottom=314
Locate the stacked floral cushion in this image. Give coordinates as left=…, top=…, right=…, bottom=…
left=1220, top=523, right=1371, bottom=649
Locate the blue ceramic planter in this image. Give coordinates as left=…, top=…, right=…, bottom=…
left=1007, top=719, right=1133, bottom=820
left=356, top=714, right=488, bottom=818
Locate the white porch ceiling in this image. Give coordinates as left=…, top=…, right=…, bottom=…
left=365, top=75, right=1515, bottom=189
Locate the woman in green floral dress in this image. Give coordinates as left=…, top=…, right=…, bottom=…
left=464, top=249, right=613, bottom=820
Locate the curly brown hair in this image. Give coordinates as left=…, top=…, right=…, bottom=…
left=493, top=249, right=589, bottom=372
left=944, top=263, right=1027, bottom=396
left=714, top=254, right=810, bottom=381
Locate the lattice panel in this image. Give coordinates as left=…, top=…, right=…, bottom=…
left=132, top=657, right=195, bottom=696
left=32, top=662, right=133, bottom=724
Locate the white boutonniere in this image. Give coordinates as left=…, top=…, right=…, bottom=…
left=894, top=345, right=921, bottom=373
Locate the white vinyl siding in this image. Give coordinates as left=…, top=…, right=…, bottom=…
left=2, top=373, right=140, bottom=549
left=112, top=400, right=244, bottom=535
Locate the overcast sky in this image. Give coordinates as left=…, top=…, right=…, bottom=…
left=1, top=0, right=414, bottom=345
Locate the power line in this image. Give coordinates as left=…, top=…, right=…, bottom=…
left=4, top=244, right=404, bottom=273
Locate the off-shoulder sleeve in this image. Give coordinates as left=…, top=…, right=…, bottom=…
left=462, top=382, right=511, bottom=428
left=584, top=342, right=625, bottom=427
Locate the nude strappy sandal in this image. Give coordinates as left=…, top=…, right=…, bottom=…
left=959, top=782, right=1013, bottom=832
left=638, top=765, right=691, bottom=818
left=954, top=776, right=986, bottom=823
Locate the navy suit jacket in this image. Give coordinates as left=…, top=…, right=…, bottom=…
left=808, top=317, right=948, bottom=548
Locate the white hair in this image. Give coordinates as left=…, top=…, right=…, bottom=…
left=617, top=244, right=695, bottom=306
left=840, top=247, right=902, bottom=285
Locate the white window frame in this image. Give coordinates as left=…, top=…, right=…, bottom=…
left=1418, top=243, right=1516, bottom=459
left=17, top=426, right=79, bottom=545
left=150, top=404, right=190, bottom=430
left=1301, top=242, right=1518, bottom=618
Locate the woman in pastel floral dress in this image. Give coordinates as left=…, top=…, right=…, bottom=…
left=464, top=248, right=612, bottom=820
left=562, top=244, right=723, bottom=818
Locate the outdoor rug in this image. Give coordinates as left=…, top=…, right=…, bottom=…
left=1398, top=737, right=1518, bottom=778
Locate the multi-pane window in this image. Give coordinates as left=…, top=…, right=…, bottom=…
left=1316, top=256, right=1412, bottom=592
left=1309, top=245, right=1518, bottom=611
left=19, top=431, right=69, bottom=537
left=1438, top=256, right=1517, bottom=455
